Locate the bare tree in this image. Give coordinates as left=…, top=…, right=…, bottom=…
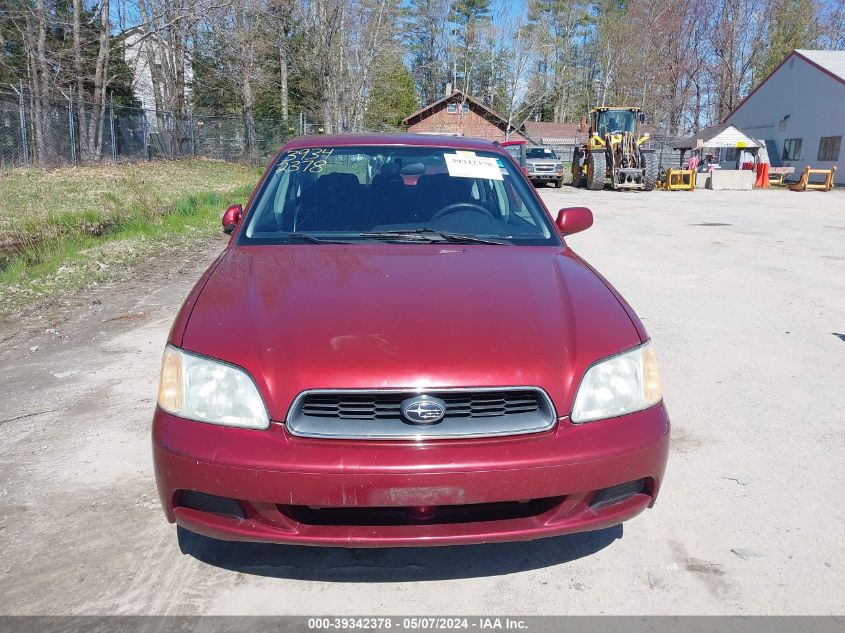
left=268, top=0, right=295, bottom=124
left=130, top=0, right=203, bottom=154
left=704, top=0, right=768, bottom=121
left=23, top=0, right=51, bottom=160
left=210, top=0, right=269, bottom=157
left=496, top=12, right=550, bottom=138
left=72, top=0, right=112, bottom=161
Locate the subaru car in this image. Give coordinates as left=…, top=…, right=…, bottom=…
left=153, top=134, right=669, bottom=547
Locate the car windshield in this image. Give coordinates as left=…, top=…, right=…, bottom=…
left=240, top=145, right=559, bottom=246
left=526, top=147, right=558, bottom=159
left=597, top=110, right=637, bottom=135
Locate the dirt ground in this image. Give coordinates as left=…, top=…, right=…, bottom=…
left=1, top=187, right=843, bottom=615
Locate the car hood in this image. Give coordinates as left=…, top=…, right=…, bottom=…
left=180, top=244, right=642, bottom=420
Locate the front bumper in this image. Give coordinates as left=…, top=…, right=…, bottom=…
left=152, top=405, right=669, bottom=547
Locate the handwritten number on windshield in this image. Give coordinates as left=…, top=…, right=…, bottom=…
left=277, top=148, right=333, bottom=174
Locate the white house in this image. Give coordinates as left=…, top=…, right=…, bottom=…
left=724, top=49, right=844, bottom=183
left=123, top=29, right=192, bottom=124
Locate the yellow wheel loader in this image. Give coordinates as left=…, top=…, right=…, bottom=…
left=571, top=107, right=658, bottom=191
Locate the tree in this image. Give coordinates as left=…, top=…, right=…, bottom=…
left=448, top=0, right=491, bottom=97
left=495, top=12, right=549, bottom=136
left=205, top=0, right=270, bottom=159
left=0, top=0, right=837, bottom=162
left=529, top=0, right=589, bottom=123
left=365, top=56, right=418, bottom=127
left=704, top=0, right=768, bottom=121
left=72, top=0, right=113, bottom=161
left=131, top=0, right=204, bottom=154
left=752, top=0, right=819, bottom=84
left=819, top=0, right=845, bottom=49
left=406, top=0, right=450, bottom=105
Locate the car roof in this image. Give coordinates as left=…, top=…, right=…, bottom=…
left=282, top=133, right=507, bottom=153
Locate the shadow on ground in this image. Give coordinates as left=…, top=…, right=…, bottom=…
left=177, top=524, right=622, bottom=582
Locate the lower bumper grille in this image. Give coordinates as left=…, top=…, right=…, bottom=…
left=287, top=387, right=557, bottom=440
left=281, top=497, right=564, bottom=526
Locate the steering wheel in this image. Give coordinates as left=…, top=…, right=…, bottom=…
left=430, top=202, right=492, bottom=221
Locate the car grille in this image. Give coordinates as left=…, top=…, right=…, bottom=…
left=301, top=390, right=541, bottom=420
left=287, top=388, right=557, bottom=440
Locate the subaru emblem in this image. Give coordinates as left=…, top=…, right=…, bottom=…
left=400, top=396, right=447, bottom=425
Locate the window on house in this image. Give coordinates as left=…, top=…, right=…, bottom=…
left=725, top=148, right=738, bottom=161
left=446, top=103, right=469, bottom=114
left=818, top=136, right=841, bottom=161
left=782, top=138, right=801, bottom=161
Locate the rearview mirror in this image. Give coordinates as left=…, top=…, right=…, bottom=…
left=555, top=207, right=593, bottom=236
left=222, top=204, right=243, bottom=235
left=400, top=162, right=426, bottom=176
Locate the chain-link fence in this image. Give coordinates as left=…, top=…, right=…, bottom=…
left=539, top=136, right=682, bottom=170
left=1, top=86, right=684, bottom=172
left=0, top=87, right=316, bottom=169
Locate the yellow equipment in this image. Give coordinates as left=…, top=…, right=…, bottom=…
left=662, top=168, right=696, bottom=191
left=788, top=166, right=837, bottom=191
left=571, top=106, right=658, bottom=191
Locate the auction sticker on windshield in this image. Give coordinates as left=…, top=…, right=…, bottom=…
left=444, top=153, right=503, bottom=180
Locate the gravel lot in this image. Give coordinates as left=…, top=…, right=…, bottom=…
left=1, top=187, right=843, bottom=615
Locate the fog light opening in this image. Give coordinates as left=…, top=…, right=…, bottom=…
left=590, top=479, right=647, bottom=510
left=177, top=490, right=246, bottom=519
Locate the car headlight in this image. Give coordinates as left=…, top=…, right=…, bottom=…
left=571, top=342, right=662, bottom=423
left=157, top=345, right=269, bottom=429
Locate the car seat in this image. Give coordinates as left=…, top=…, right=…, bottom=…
left=298, top=172, right=360, bottom=231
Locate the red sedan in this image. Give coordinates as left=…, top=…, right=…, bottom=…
left=153, top=134, right=669, bottom=547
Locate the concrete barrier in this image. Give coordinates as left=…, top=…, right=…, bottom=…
left=707, top=170, right=756, bottom=190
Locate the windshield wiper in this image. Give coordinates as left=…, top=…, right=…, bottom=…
left=358, top=228, right=508, bottom=245
left=287, top=232, right=353, bottom=244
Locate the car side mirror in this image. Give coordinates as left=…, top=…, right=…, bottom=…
left=222, top=204, right=243, bottom=235
left=555, top=207, right=593, bottom=236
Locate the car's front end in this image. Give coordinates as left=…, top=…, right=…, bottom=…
left=525, top=147, right=566, bottom=188
left=152, top=135, right=669, bottom=547
left=153, top=403, right=668, bottom=547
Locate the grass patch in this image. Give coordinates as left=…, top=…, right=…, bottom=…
left=0, top=159, right=258, bottom=314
